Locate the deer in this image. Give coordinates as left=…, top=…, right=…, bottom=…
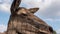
left=7, top=0, right=53, bottom=34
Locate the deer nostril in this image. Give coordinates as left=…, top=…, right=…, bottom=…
left=49, top=27, right=53, bottom=33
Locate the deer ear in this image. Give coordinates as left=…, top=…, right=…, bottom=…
left=28, top=8, right=39, bottom=13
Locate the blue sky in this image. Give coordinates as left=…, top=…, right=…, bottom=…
left=0, top=0, right=60, bottom=34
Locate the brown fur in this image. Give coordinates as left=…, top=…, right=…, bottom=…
left=7, top=0, right=53, bottom=34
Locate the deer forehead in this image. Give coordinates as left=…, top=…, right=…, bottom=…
left=17, top=8, right=29, bottom=14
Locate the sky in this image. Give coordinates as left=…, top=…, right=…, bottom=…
left=0, top=0, right=60, bottom=34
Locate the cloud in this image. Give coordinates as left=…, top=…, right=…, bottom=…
left=21, top=0, right=52, bottom=10
left=0, top=0, right=11, bottom=13
left=40, top=18, right=60, bottom=22
left=0, top=24, right=7, bottom=33
left=0, top=0, right=12, bottom=4
left=0, top=4, right=10, bottom=13
left=57, top=11, right=60, bottom=16
left=36, top=0, right=60, bottom=19
left=56, top=29, right=60, bottom=34
left=44, top=18, right=53, bottom=21
left=0, top=0, right=52, bottom=13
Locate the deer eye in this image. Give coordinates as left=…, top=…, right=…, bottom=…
left=22, top=14, right=28, bottom=16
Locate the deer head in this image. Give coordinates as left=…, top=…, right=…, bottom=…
left=8, top=0, right=53, bottom=34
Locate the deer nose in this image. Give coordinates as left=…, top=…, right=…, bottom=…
left=49, top=27, right=53, bottom=33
